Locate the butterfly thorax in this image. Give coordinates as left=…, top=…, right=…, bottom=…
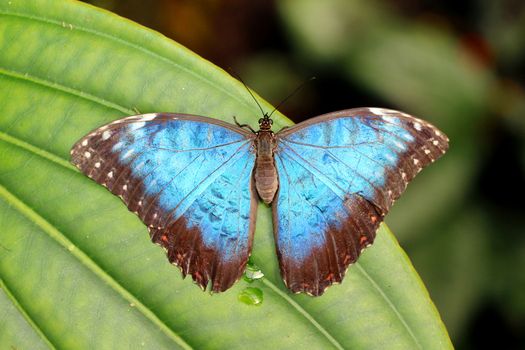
left=254, top=116, right=278, bottom=204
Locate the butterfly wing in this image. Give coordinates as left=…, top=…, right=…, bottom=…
left=274, top=107, right=448, bottom=295
left=71, top=113, right=257, bottom=292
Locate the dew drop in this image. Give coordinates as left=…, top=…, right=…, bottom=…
left=238, top=287, right=263, bottom=306
left=243, top=260, right=264, bottom=283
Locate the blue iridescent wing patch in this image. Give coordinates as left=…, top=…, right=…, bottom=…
left=273, top=107, right=449, bottom=295
left=71, top=114, right=257, bottom=292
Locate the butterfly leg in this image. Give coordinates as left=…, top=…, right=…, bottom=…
left=233, top=116, right=257, bottom=133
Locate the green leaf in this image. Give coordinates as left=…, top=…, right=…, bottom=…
left=0, top=0, right=452, bottom=349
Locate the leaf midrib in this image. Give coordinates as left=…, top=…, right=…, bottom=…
left=260, top=279, right=344, bottom=350
left=355, top=263, right=421, bottom=348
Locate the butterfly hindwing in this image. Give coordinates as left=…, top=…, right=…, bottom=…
left=273, top=151, right=381, bottom=296
left=273, top=108, right=449, bottom=295
left=71, top=113, right=257, bottom=292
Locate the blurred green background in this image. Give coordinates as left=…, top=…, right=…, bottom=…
left=84, top=0, right=525, bottom=348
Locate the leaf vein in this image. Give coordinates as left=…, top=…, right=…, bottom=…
left=355, top=263, right=422, bottom=348
left=260, top=279, right=345, bottom=350
left=0, top=10, right=257, bottom=115
left=0, top=277, right=56, bottom=349
left=0, top=184, right=193, bottom=350
left=0, top=67, right=134, bottom=115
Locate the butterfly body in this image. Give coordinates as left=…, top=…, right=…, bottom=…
left=71, top=108, right=448, bottom=296
left=254, top=127, right=279, bottom=204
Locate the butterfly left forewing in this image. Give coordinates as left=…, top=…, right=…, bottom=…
left=273, top=107, right=448, bottom=295
left=71, top=113, right=258, bottom=292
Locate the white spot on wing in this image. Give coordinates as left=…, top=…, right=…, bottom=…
left=95, top=162, right=101, bottom=168
left=129, top=121, right=146, bottom=131
left=383, top=115, right=396, bottom=123
left=84, top=151, right=91, bottom=158
left=433, top=140, right=439, bottom=146
left=369, top=108, right=384, bottom=115
left=123, top=184, right=127, bottom=191
left=108, top=171, right=113, bottom=178
left=141, top=114, right=157, bottom=121
left=424, top=149, right=431, bottom=155
left=81, top=139, right=88, bottom=146
left=102, top=130, right=112, bottom=140
left=414, top=122, right=422, bottom=131
left=413, top=158, right=419, bottom=165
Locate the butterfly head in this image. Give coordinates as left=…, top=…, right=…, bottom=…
left=258, top=114, right=273, bottom=131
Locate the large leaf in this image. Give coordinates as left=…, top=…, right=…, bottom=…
left=0, top=0, right=452, bottom=349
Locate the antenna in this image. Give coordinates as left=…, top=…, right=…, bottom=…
left=230, top=68, right=316, bottom=119
left=230, top=69, right=267, bottom=117
left=268, top=76, right=316, bottom=118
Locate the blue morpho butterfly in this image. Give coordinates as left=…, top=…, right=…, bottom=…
left=71, top=101, right=448, bottom=296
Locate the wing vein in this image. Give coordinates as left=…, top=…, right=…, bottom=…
left=142, top=153, right=205, bottom=222
left=162, top=141, right=252, bottom=226
left=280, top=138, right=380, bottom=149
left=203, top=155, right=253, bottom=257
left=278, top=143, right=347, bottom=200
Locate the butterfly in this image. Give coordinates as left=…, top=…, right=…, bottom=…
left=70, top=107, right=448, bottom=296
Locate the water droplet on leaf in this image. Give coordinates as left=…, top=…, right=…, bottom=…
left=238, top=287, right=263, bottom=306
left=243, top=260, right=264, bottom=283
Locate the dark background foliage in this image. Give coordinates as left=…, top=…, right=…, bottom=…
left=84, top=0, right=525, bottom=348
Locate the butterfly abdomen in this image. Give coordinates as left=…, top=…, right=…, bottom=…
left=254, top=131, right=278, bottom=204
